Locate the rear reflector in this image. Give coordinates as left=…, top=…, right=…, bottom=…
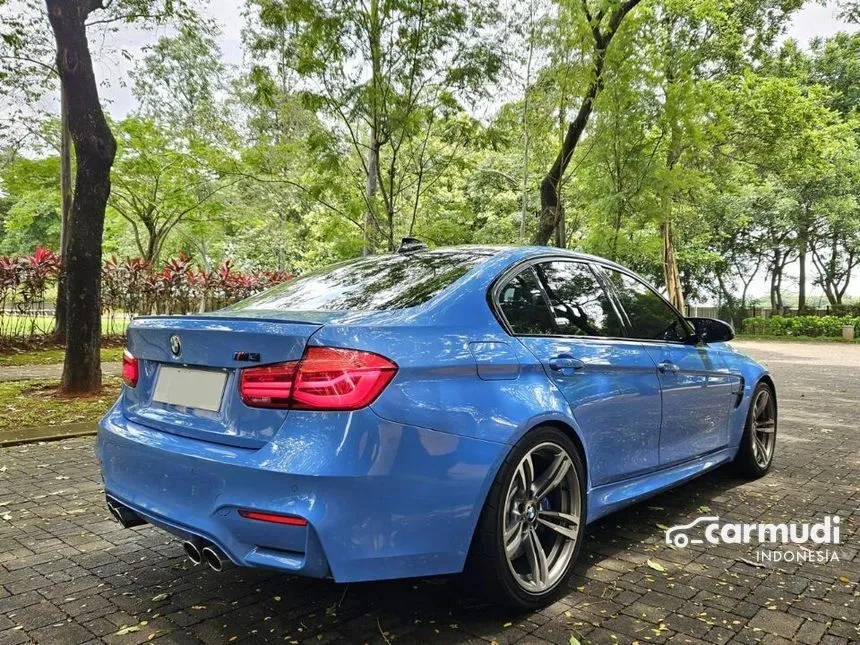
left=238, top=509, right=308, bottom=526
left=122, top=350, right=139, bottom=388
left=239, top=346, right=397, bottom=411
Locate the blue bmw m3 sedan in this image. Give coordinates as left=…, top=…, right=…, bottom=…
left=98, top=243, right=777, bottom=608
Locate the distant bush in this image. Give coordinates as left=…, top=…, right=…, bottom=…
left=830, top=303, right=860, bottom=317
left=1, top=248, right=291, bottom=342
left=0, top=247, right=61, bottom=338
left=742, top=315, right=860, bottom=338
left=101, top=255, right=291, bottom=316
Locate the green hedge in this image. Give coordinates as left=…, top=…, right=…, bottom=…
left=742, top=315, right=860, bottom=337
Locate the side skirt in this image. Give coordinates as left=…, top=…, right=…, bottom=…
left=586, top=447, right=735, bottom=524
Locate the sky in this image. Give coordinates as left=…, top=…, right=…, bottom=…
left=14, top=0, right=860, bottom=305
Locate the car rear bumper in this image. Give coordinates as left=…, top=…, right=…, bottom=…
left=97, top=402, right=506, bottom=582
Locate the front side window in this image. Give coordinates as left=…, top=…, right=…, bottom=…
left=534, top=261, right=624, bottom=337
left=228, top=250, right=488, bottom=312
left=496, top=268, right=555, bottom=335
left=602, top=269, right=692, bottom=342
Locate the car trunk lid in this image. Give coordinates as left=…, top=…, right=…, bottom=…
left=121, top=315, right=322, bottom=448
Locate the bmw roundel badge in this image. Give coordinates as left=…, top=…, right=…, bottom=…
left=169, top=334, right=182, bottom=357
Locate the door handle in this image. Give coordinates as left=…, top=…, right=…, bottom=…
left=658, top=361, right=680, bottom=374
left=549, top=355, right=585, bottom=372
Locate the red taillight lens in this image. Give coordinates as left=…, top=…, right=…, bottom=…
left=238, top=509, right=308, bottom=526
left=122, top=350, right=139, bottom=388
left=239, top=361, right=299, bottom=408
left=239, top=347, right=397, bottom=411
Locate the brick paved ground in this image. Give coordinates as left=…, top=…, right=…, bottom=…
left=0, top=341, right=857, bottom=644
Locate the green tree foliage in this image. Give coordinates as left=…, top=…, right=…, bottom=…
left=0, top=155, right=61, bottom=254
left=244, top=0, right=505, bottom=251
left=1, top=0, right=858, bottom=323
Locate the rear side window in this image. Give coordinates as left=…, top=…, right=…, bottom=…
left=229, top=251, right=487, bottom=312
left=602, top=269, right=692, bottom=342
left=535, top=261, right=624, bottom=337
left=497, top=268, right=555, bottom=335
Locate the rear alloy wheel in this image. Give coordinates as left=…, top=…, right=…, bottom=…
left=734, top=382, right=777, bottom=477
left=469, top=427, right=585, bottom=609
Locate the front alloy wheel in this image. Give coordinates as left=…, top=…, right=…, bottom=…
left=734, top=381, right=777, bottom=477
left=469, top=427, right=585, bottom=609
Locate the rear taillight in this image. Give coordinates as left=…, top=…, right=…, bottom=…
left=239, top=346, right=397, bottom=411
left=122, top=350, right=139, bottom=388
left=238, top=362, right=298, bottom=409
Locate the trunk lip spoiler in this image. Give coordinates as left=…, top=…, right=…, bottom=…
left=131, top=313, right=327, bottom=326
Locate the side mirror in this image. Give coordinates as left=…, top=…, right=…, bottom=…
left=686, top=317, right=735, bottom=343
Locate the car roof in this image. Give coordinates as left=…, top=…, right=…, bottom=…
left=401, top=244, right=628, bottom=272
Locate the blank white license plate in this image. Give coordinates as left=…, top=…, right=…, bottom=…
left=152, top=366, right=227, bottom=412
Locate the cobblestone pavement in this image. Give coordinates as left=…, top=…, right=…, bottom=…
left=0, top=341, right=857, bottom=644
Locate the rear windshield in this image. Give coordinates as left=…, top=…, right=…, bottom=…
left=227, top=250, right=489, bottom=312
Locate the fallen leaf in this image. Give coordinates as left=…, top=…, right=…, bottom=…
left=151, top=593, right=169, bottom=602
left=646, top=559, right=666, bottom=572
left=115, top=625, right=141, bottom=635
left=740, top=558, right=765, bottom=569
left=569, top=636, right=581, bottom=645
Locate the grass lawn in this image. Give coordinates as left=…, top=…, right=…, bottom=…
left=0, top=377, right=121, bottom=432
left=0, top=314, right=130, bottom=338
left=0, top=345, right=124, bottom=367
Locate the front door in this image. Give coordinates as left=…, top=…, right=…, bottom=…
left=599, top=267, right=740, bottom=465
left=496, top=260, right=663, bottom=486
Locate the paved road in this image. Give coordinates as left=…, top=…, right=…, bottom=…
left=0, top=341, right=857, bottom=644
left=0, top=363, right=122, bottom=383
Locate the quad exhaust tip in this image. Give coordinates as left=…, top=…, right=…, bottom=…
left=182, top=540, right=203, bottom=565
left=201, top=545, right=223, bottom=572
left=182, top=539, right=226, bottom=571
left=106, top=499, right=146, bottom=529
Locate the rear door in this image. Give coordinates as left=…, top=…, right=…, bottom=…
left=598, top=267, right=740, bottom=465
left=496, top=260, right=663, bottom=486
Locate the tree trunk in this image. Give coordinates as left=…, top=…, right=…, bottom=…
left=53, top=84, right=73, bottom=344
left=769, top=249, right=781, bottom=311
left=797, top=236, right=806, bottom=314
left=363, top=131, right=379, bottom=255
left=362, top=0, right=381, bottom=256
left=534, top=0, right=642, bottom=246
left=145, top=224, right=158, bottom=266
left=46, top=0, right=117, bottom=394
left=535, top=79, right=599, bottom=245
left=520, top=5, right=535, bottom=242
left=776, top=263, right=785, bottom=311
left=661, top=220, right=684, bottom=310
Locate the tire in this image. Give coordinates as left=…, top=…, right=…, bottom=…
left=467, top=425, right=586, bottom=610
left=733, top=381, right=777, bottom=478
